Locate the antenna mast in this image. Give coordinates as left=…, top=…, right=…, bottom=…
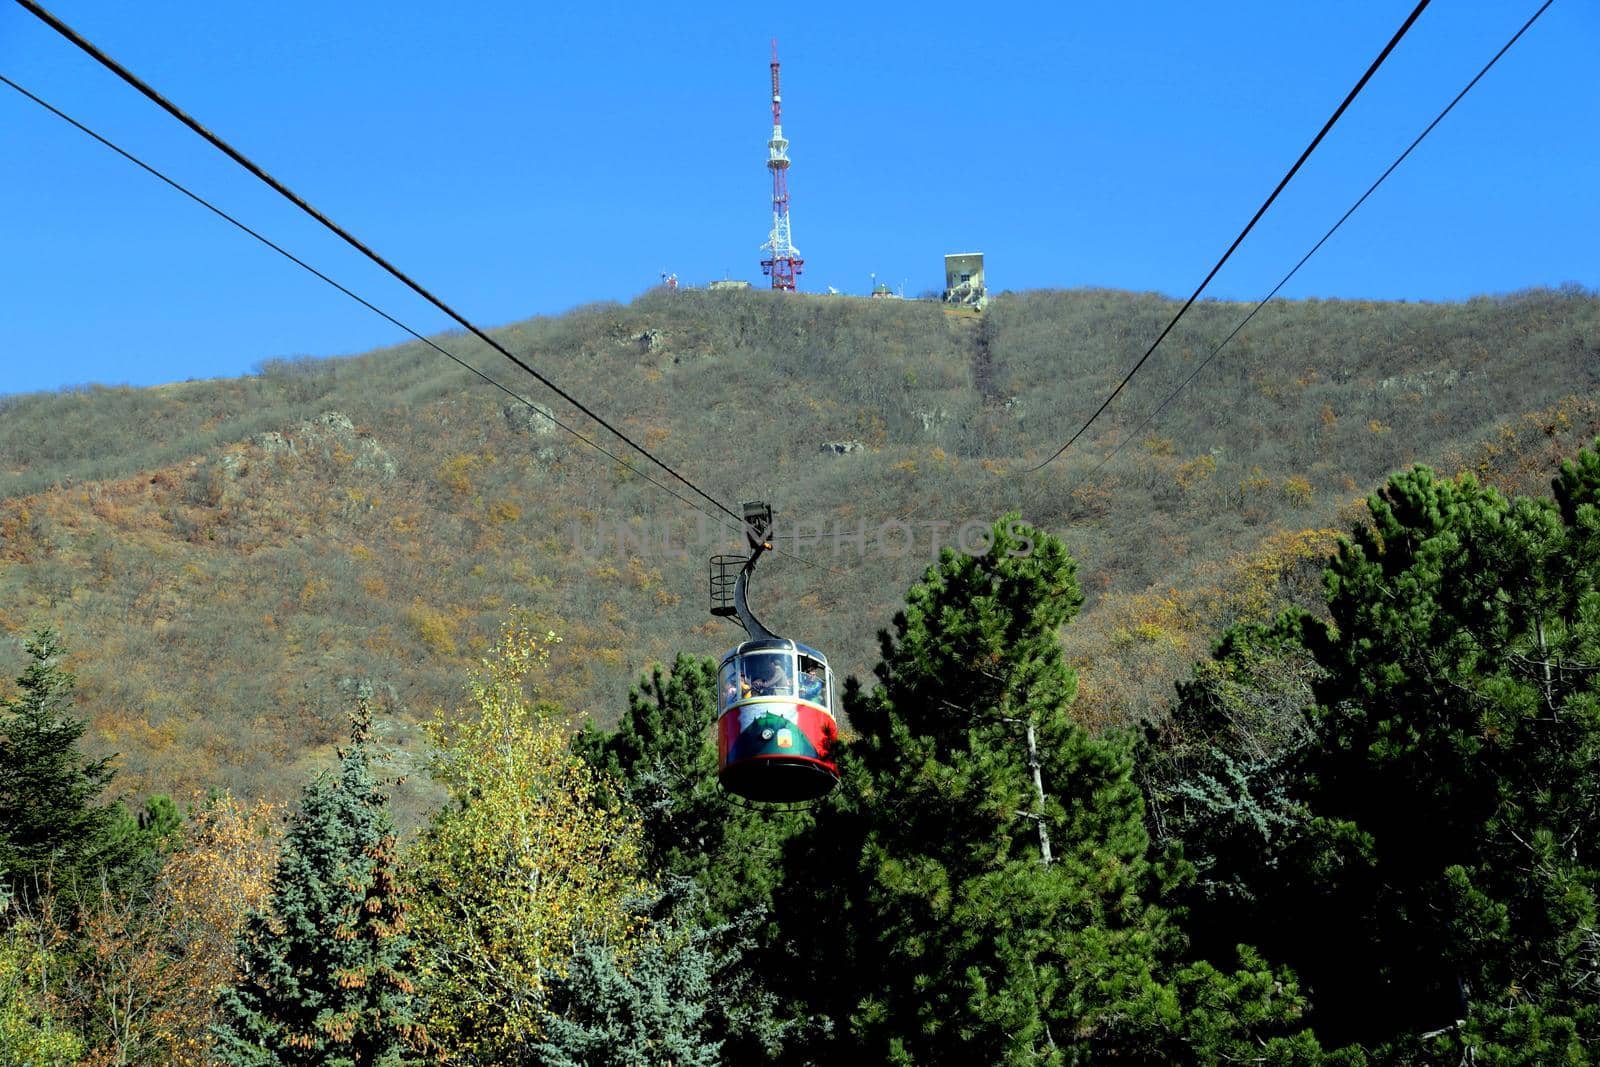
left=759, top=39, right=803, bottom=290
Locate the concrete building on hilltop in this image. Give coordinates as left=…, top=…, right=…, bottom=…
left=943, top=253, right=986, bottom=309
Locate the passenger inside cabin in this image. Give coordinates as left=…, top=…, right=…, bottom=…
left=799, top=661, right=825, bottom=703
left=745, top=655, right=793, bottom=697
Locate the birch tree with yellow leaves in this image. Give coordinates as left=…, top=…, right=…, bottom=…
left=405, top=621, right=649, bottom=1064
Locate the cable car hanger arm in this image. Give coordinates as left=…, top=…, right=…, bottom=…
left=733, top=504, right=779, bottom=642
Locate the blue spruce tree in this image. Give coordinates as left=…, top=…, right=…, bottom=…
left=213, top=703, right=427, bottom=1065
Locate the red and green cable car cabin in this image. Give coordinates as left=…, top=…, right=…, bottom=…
left=716, top=638, right=838, bottom=802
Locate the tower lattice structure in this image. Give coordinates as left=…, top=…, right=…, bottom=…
left=759, top=39, right=802, bottom=290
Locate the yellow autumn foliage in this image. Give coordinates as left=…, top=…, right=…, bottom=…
left=154, top=794, right=282, bottom=1066
left=0, top=900, right=84, bottom=1065
left=405, top=620, right=649, bottom=1060
left=405, top=599, right=458, bottom=656
left=74, top=793, right=281, bottom=1067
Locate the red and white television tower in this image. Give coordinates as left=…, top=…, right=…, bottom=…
left=759, top=39, right=803, bottom=290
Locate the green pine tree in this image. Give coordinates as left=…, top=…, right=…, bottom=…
left=0, top=629, right=131, bottom=904
left=575, top=656, right=726, bottom=888
left=1301, top=462, right=1599, bottom=1056
left=1142, top=618, right=1320, bottom=934
left=213, top=703, right=427, bottom=1065
left=1164, top=453, right=1600, bottom=1059
left=779, top=517, right=1313, bottom=1065
left=576, top=653, right=805, bottom=923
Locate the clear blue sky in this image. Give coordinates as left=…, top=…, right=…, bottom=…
left=1, top=1, right=1595, bottom=396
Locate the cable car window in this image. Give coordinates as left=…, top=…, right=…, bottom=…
left=797, top=654, right=827, bottom=708
left=741, top=652, right=794, bottom=698
left=719, top=659, right=742, bottom=711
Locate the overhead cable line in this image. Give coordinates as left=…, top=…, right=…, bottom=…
left=1024, top=0, right=1433, bottom=473
left=1071, top=0, right=1555, bottom=489
left=13, top=0, right=742, bottom=526
left=0, top=70, right=740, bottom=544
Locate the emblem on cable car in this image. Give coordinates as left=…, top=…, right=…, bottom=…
left=708, top=501, right=839, bottom=803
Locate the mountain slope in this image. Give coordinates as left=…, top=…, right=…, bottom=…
left=1, top=285, right=1596, bottom=811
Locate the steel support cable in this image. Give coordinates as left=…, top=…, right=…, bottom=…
left=1067, top=0, right=1555, bottom=492
left=1023, top=0, right=1433, bottom=473
left=0, top=71, right=745, bottom=545
left=13, top=0, right=741, bottom=527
